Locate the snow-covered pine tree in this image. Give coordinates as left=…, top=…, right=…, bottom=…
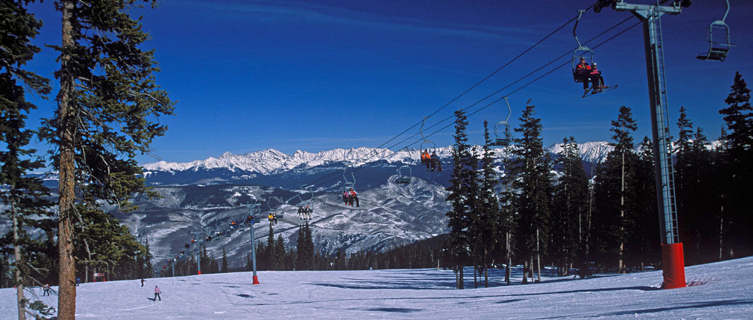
left=43, top=1, right=174, bottom=317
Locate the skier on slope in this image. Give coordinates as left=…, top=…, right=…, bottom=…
left=153, top=285, right=161, bottom=301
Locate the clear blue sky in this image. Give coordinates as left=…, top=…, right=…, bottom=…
left=22, top=0, right=753, bottom=164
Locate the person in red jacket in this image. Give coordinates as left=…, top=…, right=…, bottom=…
left=590, top=62, right=605, bottom=92
left=349, top=188, right=359, bottom=207
left=575, top=57, right=592, bottom=89
left=153, top=285, right=161, bottom=301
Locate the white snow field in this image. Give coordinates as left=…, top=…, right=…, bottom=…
left=2, top=257, right=752, bottom=320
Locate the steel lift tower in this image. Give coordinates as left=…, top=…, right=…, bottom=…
left=596, top=0, right=689, bottom=289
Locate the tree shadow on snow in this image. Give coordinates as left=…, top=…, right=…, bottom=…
left=364, top=307, right=422, bottom=313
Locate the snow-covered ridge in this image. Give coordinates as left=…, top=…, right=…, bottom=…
left=143, top=147, right=452, bottom=174
left=143, top=142, right=615, bottom=174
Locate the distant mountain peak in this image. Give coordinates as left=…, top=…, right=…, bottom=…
left=143, top=142, right=614, bottom=175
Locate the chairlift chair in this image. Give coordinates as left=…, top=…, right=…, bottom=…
left=571, top=10, right=596, bottom=86
left=395, top=165, right=412, bottom=184
left=343, top=170, right=356, bottom=191
left=419, top=118, right=440, bottom=171
left=696, top=0, right=732, bottom=62
left=493, top=97, right=513, bottom=147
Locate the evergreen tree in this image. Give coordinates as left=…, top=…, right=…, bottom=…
left=629, top=137, right=660, bottom=268
left=476, top=121, right=499, bottom=287
left=275, top=235, right=286, bottom=270
left=445, top=110, right=478, bottom=289
left=41, top=1, right=174, bottom=317
left=593, top=106, right=639, bottom=272
left=303, top=223, right=314, bottom=270
left=1, top=1, right=54, bottom=318
left=551, top=137, right=589, bottom=275
left=718, top=72, right=753, bottom=257
left=267, top=224, right=275, bottom=269
left=222, top=248, right=228, bottom=273
left=511, top=100, right=552, bottom=283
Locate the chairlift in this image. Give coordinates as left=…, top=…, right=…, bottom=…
left=697, top=0, right=731, bottom=62
left=493, top=97, right=513, bottom=147
left=571, top=10, right=595, bottom=84
left=343, top=170, right=356, bottom=191
left=395, top=165, right=412, bottom=184
left=419, top=118, right=441, bottom=171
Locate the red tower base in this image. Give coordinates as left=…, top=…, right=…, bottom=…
left=197, top=271, right=201, bottom=275
left=252, top=275, right=260, bottom=285
left=661, top=242, right=686, bottom=289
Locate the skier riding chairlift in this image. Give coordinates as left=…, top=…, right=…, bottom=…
left=430, top=151, right=441, bottom=172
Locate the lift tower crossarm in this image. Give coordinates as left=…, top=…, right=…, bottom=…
left=606, top=0, right=687, bottom=289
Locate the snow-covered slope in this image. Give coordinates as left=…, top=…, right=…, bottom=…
left=4, top=256, right=751, bottom=319
left=115, top=175, right=450, bottom=266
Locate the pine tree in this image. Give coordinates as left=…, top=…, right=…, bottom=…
left=1, top=1, right=53, bottom=318
left=445, top=110, right=478, bottom=289
left=511, top=100, right=552, bottom=283
left=221, top=248, right=228, bottom=273
left=43, top=1, right=173, bottom=317
left=629, top=137, right=660, bottom=268
left=551, top=137, right=589, bottom=275
left=275, top=235, right=286, bottom=270
left=267, top=224, right=276, bottom=269
left=718, top=72, right=753, bottom=257
left=303, top=223, right=314, bottom=270
left=593, top=106, right=639, bottom=272
left=477, top=121, right=499, bottom=287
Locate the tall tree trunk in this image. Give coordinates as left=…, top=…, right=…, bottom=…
left=473, top=264, right=477, bottom=288
left=12, top=201, right=26, bottom=320
left=459, top=263, right=464, bottom=289
left=484, top=248, right=489, bottom=288
left=505, top=232, right=511, bottom=285
left=529, top=255, right=534, bottom=280
left=719, top=199, right=725, bottom=261
left=619, top=151, right=626, bottom=273
left=536, top=228, right=542, bottom=282
left=522, top=259, right=528, bottom=284
left=58, top=1, right=77, bottom=318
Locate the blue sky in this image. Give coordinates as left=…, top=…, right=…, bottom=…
left=22, top=0, right=753, bottom=164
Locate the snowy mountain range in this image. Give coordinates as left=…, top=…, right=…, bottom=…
left=141, top=141, right=613, bottom=186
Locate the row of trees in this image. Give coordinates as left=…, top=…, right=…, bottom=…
left=443, top=72, right=753, bottom=289
left=1, top=0, right=173, bottom=319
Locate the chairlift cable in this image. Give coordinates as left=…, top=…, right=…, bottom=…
left=384, top=15, right=635, bottom=150
left=397, top=19, right=643, bottom=150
